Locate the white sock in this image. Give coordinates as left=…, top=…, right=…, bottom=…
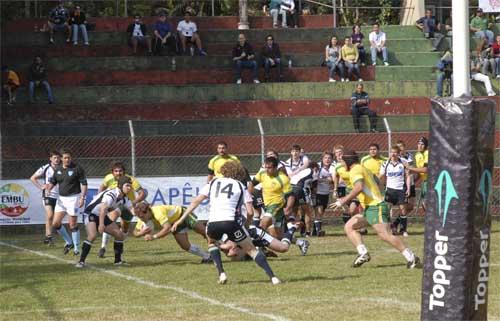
left=189, top=244, right=208, bottom=258
left=356, top=244, right=368, bottom=255
left=296, top=239, right=305, bottom=247
left=101, top=232, right=110, bottom=249
left=401, top=248, right=415, bottom=262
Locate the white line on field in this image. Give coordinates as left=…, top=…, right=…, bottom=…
left=0, top=241, right=292, bottom=321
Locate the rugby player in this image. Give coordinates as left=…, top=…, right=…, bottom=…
left=97, top=161, right=146, bottom=258
left=361, top=143, right=387, bottom=181
left=47, top=149, right=87, bottom=255
left=176, top=162, right=281, bottom=285
left=407, top=137, right=428, bottom=211
left=207, top=141, right=240, bottom=182
left=76, top=176, right=133, bottom=267
left=379, top=146, right=411, bottom=237
left=314, top=152, right=335, bottom=236
left=135, top=202, right=211, bottom=263
left=30, top=150, right=62, bottom=245
left=330, top=150, right=420, bottom=268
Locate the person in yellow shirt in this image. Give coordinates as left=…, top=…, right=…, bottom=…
left=408, top=136, right=429, bottom=211
left=341, top=37, right=362, bottom=81
left=2, top=66, right=20, bottom=105
left=133, top=202, right=211, bottom=263
left=252, top=156, right=309, bottom=255
left=330, top=150, right=420, bottom=269
left=361, top=143, right=388, bottom=180
left=97, top=161, right=146, bottom=258
left=207, top=141, right=240, bottom=182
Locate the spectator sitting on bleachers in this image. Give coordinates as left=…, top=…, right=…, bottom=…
left=269, top=0, right=286, bottom=28
left=416, top=9, right=444, bottom=52
left=476, top=40, right=496, bottom=76
left=369, top=23, right=389, bottom=66
left=2, top=65, right=20, bottom=105
left=351, top=24, right=366, bottom=66
left=444, top=16, right=452, bottom=36
left=470, top=8, right=494, bottom=46
left=232, top=34, right=260, bottom=84
left=341, top=36, right=362, bottom=82
left=325, top=36, right=345, bottom=82
left=127, top=15, right=152, bottom=55
left=153, top=12, right=176, bottom=55
left=492, top=35, right=500, bottom=79
left=69, top=5, right=89, bottom=46
left=48, top=0, right=70, bottom=44
left=471, top=57, right=496, bottom=96
left=177, top=12, right=207, bottom=56
left=28, top=56, right=54, bottom=104
left=261, top=35, right=282, bottom=82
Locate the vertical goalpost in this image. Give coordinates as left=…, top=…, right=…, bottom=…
left=420, top=0, right=496, bottom=320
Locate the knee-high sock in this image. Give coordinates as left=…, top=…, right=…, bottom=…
left=400, top=216, right=408, bottom=232
left=54, top=225, right=72, bottom=245
left=71, top=227, right=80, bottom=253
left=314, top=220, right=322, bottom=233
left=252, top=251, right=275, bottom=278
left=208, top=246, right=224, bottom=275
left=113, top=240, right=124, bottom=263
left=189, top=244, right=209, bottom=259
left=80, top=240, right=92, bottom=263
left=283, top=224, right=297, bottom=244
left=101, top=232, right=111, bottom=249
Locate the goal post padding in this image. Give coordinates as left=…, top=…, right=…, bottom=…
left=421, top=97, right=495, bottom=321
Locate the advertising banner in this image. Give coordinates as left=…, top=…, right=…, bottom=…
left=479, top=0, right=500, bottom=12
left=0, top=176, right=209, bottom=225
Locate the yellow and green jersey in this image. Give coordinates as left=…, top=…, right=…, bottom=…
left=415, top=150, right=429, bottom=181
left=254, top=170, right=291, bottom=207
left=361, top=155, right=388, bottom=178
left=208, top=154, right=240, bottom=178
left=335, top=162, right=353, bottom=189
left=349, top=164, right=384, bottom=208
left=102, top=174, right=142, bottom=201
left=134, top=205, right=184, bottom=231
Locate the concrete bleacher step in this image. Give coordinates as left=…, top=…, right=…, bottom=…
left=2, top=97, right=433, bottom=122
left=11, top=81, right=498, bottom=105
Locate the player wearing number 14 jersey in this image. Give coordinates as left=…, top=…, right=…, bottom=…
left=177, top=161, right=280, bottom=285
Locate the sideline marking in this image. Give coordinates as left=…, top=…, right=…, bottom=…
left=0, top=241, right=292, bottom=321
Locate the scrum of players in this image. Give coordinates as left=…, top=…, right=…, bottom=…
left=30, top=137, right=428, bottom=284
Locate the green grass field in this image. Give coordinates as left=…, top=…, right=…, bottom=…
left=1, top=223, right=499, bottom=321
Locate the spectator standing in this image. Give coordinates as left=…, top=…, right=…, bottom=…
left=2, top=65, right=20, bottom=105
left=341, top=37, right=362, bottom=82
left=269, top=0, right=286, bottom=28
left=177, top=12, right=207, bottom=56
left=325, top=36, right=345, bottom=82
left=491, top=35, right=500, bottom=79
left=126, top=15, right=152, bottom=55
left=351, top=83, right=378, bottom=132
left=48, top=1, right=70, bottom=44
left=369, top=23, right=389, bottom=66
left=153, top=12, right=176, bottom=55
left=28, top=56, right=54, bottom=104
left=261, top=35, right=282, bottom=82
left=281, top=0, right=298, bottom=28
left=351, top=24, right=366, bottom=66
left=416, top=9, right=444, bottom=51
left=69, top=5, right=89, bottom=46
left=232, top=34, right=260, bottom=84
left=435, top=51, right=453, bottom=97
left=470, top=8, right=494, bottom=46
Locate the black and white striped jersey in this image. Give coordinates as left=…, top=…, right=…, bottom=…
left=33, top=163, right=59, bottom=199
left=84, top=188, right=132, bottom=216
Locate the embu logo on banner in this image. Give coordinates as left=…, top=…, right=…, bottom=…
left=0, top=183, right=30, bottom=217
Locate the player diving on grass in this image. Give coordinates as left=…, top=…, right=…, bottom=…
left=76, top=176, right=133, bottom=268
left=133, top=202, right=211, bottom=263
left=175, top=161, right=281, bottom=285
left=329, top=150, right=421, bottom=269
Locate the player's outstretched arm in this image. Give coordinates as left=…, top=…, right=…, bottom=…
left=172, top=194, right=207, bottom=232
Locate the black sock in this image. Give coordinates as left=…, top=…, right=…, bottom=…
left=283, top=225, right=296, bottom=244
left=400, top=216, right=408, bottom=232
left=254, top=251, right=275, bottom=278
left=342, top=213, right=351, bottom=224
left=80, top=240, right=92, bottom=263
left=113, top=240, right=124, bottom=263
left=392, top=216, right=401, bottom=229
left=252, top=217, right=261, bottom=227
left=208, top=246, right=224, bottom=275
left=300, top=216, right=306, bottom=235
left=314, top=220, right=322, bottom=233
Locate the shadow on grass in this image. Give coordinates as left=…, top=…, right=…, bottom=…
left=238, top=274, right=359, bottom=285
left=305, top=250, right=358, bottom=258
left=27, top=285, right=65, bottom=321
left=373, top=263, right=407, bottom=268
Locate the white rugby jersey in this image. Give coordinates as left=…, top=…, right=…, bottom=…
left=34, top=164, right=59, bottom=199
left=290, top=168, right=318, bottom=187
left=316, top=162, right=334, bottom=195
left=84, top=188, right=132, bottom=215
left=400, top=152, right=415, bottom=186
left=380, top=159, right=406, bottom=190
left=283, top=155, right=310, bottom=177
left=200, top=177, right=252, bottom=223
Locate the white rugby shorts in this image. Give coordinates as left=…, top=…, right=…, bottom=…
left=55, top=195, right=81, bottom=216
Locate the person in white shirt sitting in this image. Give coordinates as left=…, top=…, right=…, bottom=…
left=368, top=23, right=389, bottom=66
left=176, top=12, right=207, bottom=56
